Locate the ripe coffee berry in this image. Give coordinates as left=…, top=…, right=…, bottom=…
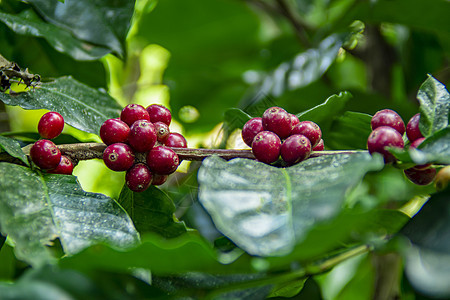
left=292, top=121, right=322, bottom=147
left=47, top=155, right=74, bottom=175
left=126, top=163, right=152, bottom=192
left=154, top=121, right=170, bottom=143
left=262, top=107, right=292, bottom=139
left=152, top=174, right=168, bottom=186
left=313, top=139, right=324, bottom=151
left=147, top=146, right=180, bottom=175
left=38, top=112, right=64, bottom=139
left=408, top=137, right=430, bottom=170
left=165, top=132, right=187, bottom=148
left=281, top=134, right=311, bottom=165
left=371, top=109, right=405, bottom=135
left=289, top=114, right=300, bottom=127
left=147, top=104, right=171, bottom=126
left=404, top=167, right=436, bottom=186
left=367, top=126, right=404, bottom=163
left=252, top=131, right=281, bottom=164
left=128, top=120, right=157, bottom=152
left=103, top=143, right=135, bottom=171
left=406, top=113, right=424, bottom=142
left=100, top=118, right=130, bottom=145
left=120, top=104, right=150, bottom=126
left=241, top=117, right=263, bottom=147
left=30, top=139, right=62, bottom=169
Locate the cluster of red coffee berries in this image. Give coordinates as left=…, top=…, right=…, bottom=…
left=100, top=104, right=187, bottom=192
left=367, top=109, right=436, bottom=185
left=241, top=107, right=324, bottom=165
left=30, top=111, right=74, bottom=174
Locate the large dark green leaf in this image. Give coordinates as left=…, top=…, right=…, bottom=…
left=0, top=10, right=110, bottom=60
left=197, top=153, right=384, bottom=256
left=0, top=76, right=122, bottom=134
left=0, top=163, right=139, bottom=267
left=327, top=111, right=372, bottom=150
left=26, top=0, right=135, bottom=57
left=118, top=185, right=188, bottom=238
left=0, top=135, right=28, bottom=165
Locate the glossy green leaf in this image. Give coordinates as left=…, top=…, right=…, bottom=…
left=0, top=76, right=122, bottom=134
left=198, top=153, right=384, bottom=256
left=0, top=163, right=139, bottom=267
left=118, top=185, right=188, bottom=238
left=327, top=112, right=372, bottom=150
left=268, top=278, right=306, bottom=298
left=0, top=10, right=110, bottom=60
left=417, top=75, right=450, bottom=137
left=0, top=135, right=28, bottom=165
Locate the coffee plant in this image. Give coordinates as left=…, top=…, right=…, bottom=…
left=0, top=0, right=449, bottom=299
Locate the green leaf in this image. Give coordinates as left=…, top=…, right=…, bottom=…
left=117, top=185, right=188, bottom=238
left=0, top=135, right=29, bottom=165
left=268, top=278, right=307, bottom=298
left=0, top=10, right=110, bottom=60
left=197, top=153, right=384, bottom=256
left=417, top=75, right=450, bottom=137
left=327, top=112, right=372, bottom=150
left=223, top=108, right=252, bottom=132
left=0, top=163, right=139, bottom=267
left=0, top=76, right=122, bottom=134
left=26, top=0, right=135, bottom=57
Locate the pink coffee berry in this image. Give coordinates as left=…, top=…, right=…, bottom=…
left=289, top=114, right=300, bottom=128
left=146, top=146, right=180, bottom=175
left=292, top=121, right=322, bottom=147
left=165, top=132, right=187, bottom=148
left=100, top=118, right=130, bottom=145
left=120, top=104, right=150, bottom=126
left=262, top=107, right=292, bottom=139
left=252, top=131, right=281, bottom=164
left=281, top=134, right=311, bottom=165
left=367, top=126, right=404, bottom=163
left=103, top=143, right=135, bottom=171
left=128, top=120, right=157, bottom=152
left=38, top=112, right=64, bottom=139
left=30, top=139, right=62, bottom=169
left=404, top=167, right=436, bottom=186
left=126, top=163, right=153, bottom=192
left=47, top=155, right=74, bottom=175
left=371, top=109, right=405, bottom=135
left=406, top=113, right=424, bottom=142
left=147, top=104, right=172, bottom=126
left=241, top=117, right=264, bottom=147
left=154, top=121, right=170, bottom=143
left=152, top=174, right=168, bottom=186
left=313, top=139, right=324, bottom=151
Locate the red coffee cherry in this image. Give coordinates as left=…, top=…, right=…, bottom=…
left=289, top=114, right=300, bottom=127
left=126, top=163, right=152, bottom=192
left=292, top=121, right=322, bottom=147
left=120, top=104, right=150, bottom=126
left=103, top=143, right=135, bottom=171
left=262, top=107, right=292, bottom=139
left=281, top=134, right=311, bottom=165
left=241, top=117, right=263, bottom=147
left=313, top=139, right=324, bottom=151
left=406, top=113, right=424, bottom=142
left=371, top=109, right=405, bottom=135
left=128, top=120, right=157, bottom=152
left=147, top=104, right=171, bottom=126
left=30, top=139, right=62, bottom=169
left=146, top=146, right=180, bottom=175
left=251, top=131, right=281, bottom=164
left=100, top=118, right=130, bottom=145
left=47, top=155, right=74, bottom=175
left=154, top=121, right=170, bottom=143
left=165, top=132, right=187, bottom=148
left=151, top=174, right=168, bottom=186
left=404, top=167, right=436, bottom=186
left=38, top=112, right=64, bottom=139
left=367, top=126, right=404, bottom=163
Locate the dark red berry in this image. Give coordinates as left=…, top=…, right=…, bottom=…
left=262, top=107, right=292, bottom=139
left=30, top=139, right=62, bottom=169
left=289, top=114, right=300, bottom=128
left=251, top=131, right=281, bottom=164
left=152, top=174, right=168, bottom=186
left=126, top=163, right=152, bottom=192
left=103, top=143, right=135, bottom=171
left=100, top=118, right=130, bottom=145
left=120, top=104, right=150, bottom=126
left=406, top=113, right=424, bottom=142
left=281, top=134, right=311, bottom=165
left=292, top=121, right=322, bottom=147
left=241, top=117, right=264, bottom=147
left=312, top=139, right=324, bottom=151
left=38, top=112, right=64, bottom=139
left=371, top=109, right=405, bottom=135
left=47, top=155, right=74, bottom=175
left=128, top=120, right=157, bottom=152
left=165, top=132, right=187, bottom=148
left=154, top=121, right=170, bottom=143
left=146, top=146, right=179, bottom=175
left=367, top=126, right=404, bottom=163
left=404, top=167, right=436, bottom=185
left=147, top=104, right=171, bottom=126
